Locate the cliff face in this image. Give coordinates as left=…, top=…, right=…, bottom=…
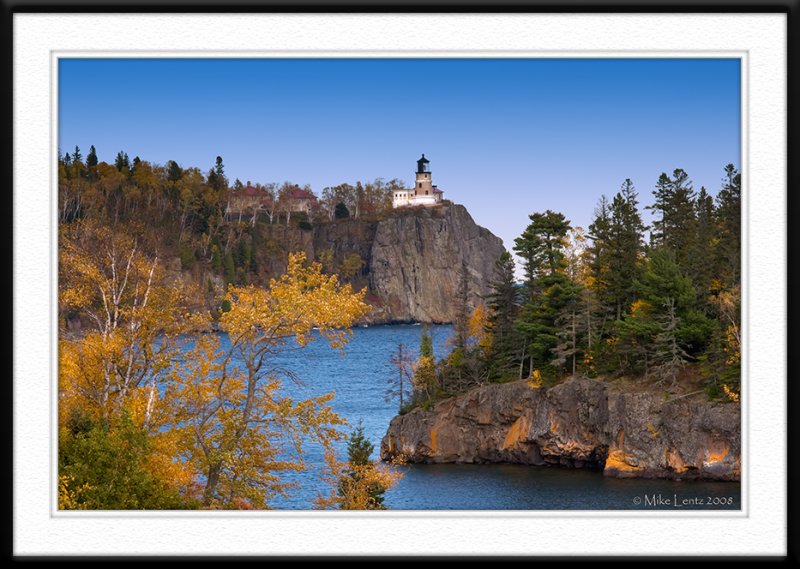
left=289, top=204, right=504, bottom=324
left=380, top=379, right=741, bottom=481
left=367, top=204, right=505, bottom=323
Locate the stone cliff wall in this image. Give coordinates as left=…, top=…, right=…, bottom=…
left=368, top=204, right=505, bottom=323
left=380, top=378, right=741, bottom=481
left=267, top=204, right=505, bottom=324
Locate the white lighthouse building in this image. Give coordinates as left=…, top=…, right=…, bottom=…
left=392, top=154, right=444, bottom=208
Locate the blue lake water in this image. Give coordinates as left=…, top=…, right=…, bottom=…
left=217, top=324, right=740, bottom=510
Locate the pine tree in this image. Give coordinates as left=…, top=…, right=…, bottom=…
left=647, top=169, right=697, bottom=272
left=167, top=160, right=183, bottom=182
left=420, top=324, right=433, bottom=359
left=71, top=145, right=85, bottom=178
left=513, top=210, right=571, bottom=297
left=207, top=168, right=219, bottom=190
left=346, top=423, right=373, bottom=466
left=587, top=195, right=611, bottom=275
left=334, top=202, right=350, bottom=219
left=614, top=299, right=660, bottom=377
left=486, top=251, right=520, bottom=378
left=336, top=422, right=389, bottom=510
left=605, top=179, right=646, bottom=319
left=692, top=186, right=716, bottom=300
left=715, top=164, right=741, bottom=288
left=86, top=145, right=98, bottom=168
left=513, top=210, right=572, bottom=377
left=114, top=151, right=130, bottom=173
left=650, top=297, right=690, bottom=387
left=551, top=279, right=587, bottom=376
left=207, top=156, right=226, bottom=191
left=614, top=248, right=707, bottom=379
left=451, top=262, right=470, bottom=350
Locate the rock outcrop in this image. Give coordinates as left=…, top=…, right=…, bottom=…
left=380, top=378, right=740, bottom=481
left=368, top=204, right=505, bottom=323
left=252, top=204, right=505, bottom=324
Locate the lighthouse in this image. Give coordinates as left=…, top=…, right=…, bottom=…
left=392, top=154, right=445, bottom=208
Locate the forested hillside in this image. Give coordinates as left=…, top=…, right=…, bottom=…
left=58, top=147, right=403, bottom=305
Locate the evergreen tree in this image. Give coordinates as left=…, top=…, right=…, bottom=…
left=71, top=145, right=85, bottom=178
left=715, top=164, right=741, bottom=288
left=692, top=186, right=716, bottom=300
left=337, top=423, right=388, bottom=510
left=114, top=151, right=130, bottom=173
left=513, top=210, right=571, bottom=297
left=605, top=180, right=646, bottom=319
left=236, top=237, right=252, bottom=273
left=650, top=297, right=690, bottom=387
left=614, top=298, right=660, bottom=377
left=334, top=201, right=350, bottom=219
left=551, top=279, right=587, bottom=376
left=513, top=210, right=572, bottom=378
left=451, top=262, right=471, bottom=350
left=86, top=145, right=98, bottom=168
left=615, top=248, right=711, bottom=380
left=207, top=168, right=219, bottom=190
left=486, top=251, right=520, bottom=378
left=647, top=169, right=697, bottom=272
left=347, top=422, right=374, bottom=466
left=420, top=324, right=433, bottom=359
left=587, top=195, right=611, bottom=278
left=207, top=156, right=227, bottom=191
left=636, top=248, right=695, bottom=315
left=167, top=160, right=183, bottom=182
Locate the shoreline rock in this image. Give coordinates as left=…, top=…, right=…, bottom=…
left=380, top=378, right=740, bottom=481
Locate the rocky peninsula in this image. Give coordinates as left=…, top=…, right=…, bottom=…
left=380, top=378, right=740, bottom=481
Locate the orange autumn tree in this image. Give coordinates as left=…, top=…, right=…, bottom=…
left=169, top=252, right=371, bottom=508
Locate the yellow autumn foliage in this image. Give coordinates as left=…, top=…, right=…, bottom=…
left=528, top=369, right=543, bottom=388
left=170, top=252, right=371, bottom=508
left=468, top=304, right=492, bottom=354
left=315, top=447, right=403, bottom=510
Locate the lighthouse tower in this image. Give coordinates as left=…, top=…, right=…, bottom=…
left=415, top=154, right=433, bottom=197
left=392, top=154, right=444, bottom=208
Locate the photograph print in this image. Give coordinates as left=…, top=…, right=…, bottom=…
left=57, top=57, right=742, bottom=511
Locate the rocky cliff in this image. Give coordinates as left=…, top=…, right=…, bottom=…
left=253, top=204, right=505, bottom=324
left=367, top=204, right=505, bottom=323
left=380, top=378, right=740, bottom=481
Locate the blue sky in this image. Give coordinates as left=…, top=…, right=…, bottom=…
left=59, top=58, right=741, bottom=275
